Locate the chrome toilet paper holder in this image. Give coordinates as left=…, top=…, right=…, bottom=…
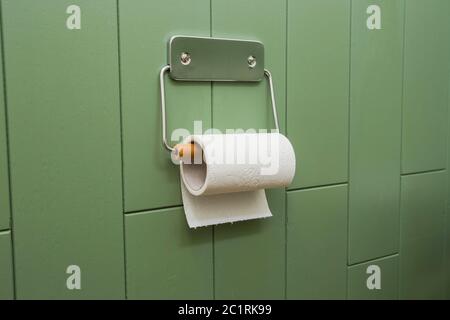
left=159, top=35, right=279, bottom=152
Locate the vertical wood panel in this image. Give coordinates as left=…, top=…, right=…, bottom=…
left=348, top=255, right=399, bottom=300
left=447, top=70, right=450, bottom=300
left=120, top=0, right=211, bottom=212
left=0, top=14, right=9, bottom=230
left=287, top=0, right=350, bottom=189
left=348, top=0, right=404, bottom=264
left=287, top=185, right=348, bottom=299
left=400, top=171, right=446, bottom=299
left=402, top=0, right=450, bottom=173
left=212, top=0, right=286, bottom=299
left=4, top=0, right=125, bottom=299
left=125, top=208, right=213, bottom=299
left=0, top=231, right=14, bottom=299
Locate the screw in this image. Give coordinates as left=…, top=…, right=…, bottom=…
left=180, top=52, right=191, bottom=65
left=247, top=55, right=257, bottom=68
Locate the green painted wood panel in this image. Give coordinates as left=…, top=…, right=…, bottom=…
left=348, top=255, right=399, bottom=300
left=287, top=185, right=348, bottom=299
left=287, top=0, right=350, bottom=189
left=211, top=0, right=286, bottom=132
left=447, top=72, right=450, bottom=300
left=348, top=0, right=403, bottom=264
left=211, top=0, right=286, bottom=299
left=215, top=190, right=285, bottom=299
left=448, top=72, right=450, bottom=301
left=3, top=0, right=125, bottom=299
left=0, top=0, right=448, bottom=301
left=400, top=171, right=446, bottom=299
left=402, top=0, right=450, bottom=174
left=0, top=231, right=13, bottom=300
left=447, top=213, right=450, bottom=299
left=125, top=207, right=213, bottom=299
left=0, top=19, right=9, bottom=231
left=120, top=0, right=211, bottom=213
left=447, top=71, right=450, bottom=301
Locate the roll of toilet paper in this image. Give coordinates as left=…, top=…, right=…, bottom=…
left=179, top=132, right=296, bottom=228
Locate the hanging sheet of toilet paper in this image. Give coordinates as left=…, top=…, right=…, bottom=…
left=178, top=132, right=296, bottom=228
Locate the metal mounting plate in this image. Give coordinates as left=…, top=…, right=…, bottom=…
left=168, top=36, right=265, bottom=82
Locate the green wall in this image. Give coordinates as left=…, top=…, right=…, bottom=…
left=0, top=0, right=449, bottom=299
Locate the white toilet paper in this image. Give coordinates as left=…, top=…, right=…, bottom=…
left=179, top=132, right=296, bottom=228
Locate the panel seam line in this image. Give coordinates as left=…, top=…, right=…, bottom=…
left=398, top=0, right=407, bottom=299
left=116, top=0, right=128, bottom=300
left=401, top=168, right=446, bottom=176
left=287, top=182, right=348, bottom=193
left=0, top=0, right=17, bottom=300
left=347, top=253, right=399, bottom=267
left=284, top=0, right=288, bottom=300
left=210, top=0, right=215, bottom=301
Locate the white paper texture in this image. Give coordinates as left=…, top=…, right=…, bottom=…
left=179, top=133, right=296, bottom=228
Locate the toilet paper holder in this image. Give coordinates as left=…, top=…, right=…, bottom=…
left=159, top=35, right=279, bottom=152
